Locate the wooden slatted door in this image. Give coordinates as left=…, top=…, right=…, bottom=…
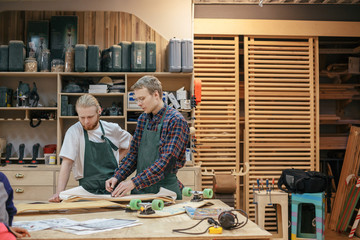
left=193, top=35, right=240, bottom=207
left=244, top=36, right=319, bottom=229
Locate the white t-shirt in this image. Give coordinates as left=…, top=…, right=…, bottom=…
left=59, top=120, right=131, bottom=180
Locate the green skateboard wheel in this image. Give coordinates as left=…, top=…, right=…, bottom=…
left=129, top=199, right=142, bottom=210
left=151, top=199, right=164, bottom=210
left=182, top=187, right=192, bottom=197
left=203, top=188, right=213, bottom=199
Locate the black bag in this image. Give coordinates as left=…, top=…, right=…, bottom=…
left=278, top=168, right=333, bottom=212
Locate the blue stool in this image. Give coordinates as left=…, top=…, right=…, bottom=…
left=291, top=192, right=325, bottom=240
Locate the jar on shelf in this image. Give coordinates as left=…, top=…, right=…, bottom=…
left=51, top=59, right=64, bottom=72
left=64, top=48, right=74, bottom=72
left=24, top=57, right=37, bottom=72
left=39, top=49, right=50, bottom=72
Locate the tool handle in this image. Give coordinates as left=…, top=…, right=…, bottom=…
left=32, top=143, right=40, bottom=159
left=19, top=144, right=25, bottom=159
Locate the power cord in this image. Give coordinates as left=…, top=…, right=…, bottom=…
left=172, top=209, right=249, bottom=235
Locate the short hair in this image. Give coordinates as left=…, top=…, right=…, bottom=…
left=130, top=75, right=163, bottom=97
left=75, top=94, right=100, bottom=111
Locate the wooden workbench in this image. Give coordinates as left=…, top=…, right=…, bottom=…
left=14, top=200, right=272, bottom=240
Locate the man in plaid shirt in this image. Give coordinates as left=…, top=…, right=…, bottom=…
left=106, top=75, right=190, bottom=199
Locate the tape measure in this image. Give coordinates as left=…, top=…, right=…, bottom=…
left=209, top=226, right=223, bottom=234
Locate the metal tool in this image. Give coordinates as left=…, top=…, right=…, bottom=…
left=253, top=183, right=256, bottom=204
left=257, top=179, right=260, bottom=193
left=31, top=143, right=40, bottom=164
left=18, top=143, right=25, bottom=164
left=5, top=143, right=12, bottom=164
left=266, top=179, right=272, bottom=206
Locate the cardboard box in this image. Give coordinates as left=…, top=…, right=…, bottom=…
left=128, top=91, right=168, bottom=109
left=349, top=57, right=360, bottom=73
left=176, top=87, right=187, bottom=100
left=180, top=99, right=191, bottom=110
left=127, top=92, right=141, bottom=109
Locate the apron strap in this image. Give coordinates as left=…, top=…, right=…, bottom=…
left=100, top=121, right=119, bottom=151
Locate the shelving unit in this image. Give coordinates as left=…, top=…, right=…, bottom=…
left=0, top=71, right=196, bottom=200
left=318, top=36, right=360, bottom=188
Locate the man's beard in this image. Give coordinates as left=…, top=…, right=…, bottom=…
left=82, top=115, right=100, bottom=130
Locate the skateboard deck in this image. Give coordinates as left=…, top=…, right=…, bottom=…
left=59, top=186, right=176, bottom=203
left=136, top=200, right=213, bottom=218
left=16, top=200, right=125, bottom=214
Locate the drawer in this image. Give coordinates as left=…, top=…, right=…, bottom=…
left=55, top=171, right=78, bottom=188
left=3, top=170, right=54, bottom=186
left=12, top=186, right=54, bottom=201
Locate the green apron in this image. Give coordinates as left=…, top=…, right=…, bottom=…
left=79, top=121, right=118, bottom=194
left=131, top=106, right=182, bottom=200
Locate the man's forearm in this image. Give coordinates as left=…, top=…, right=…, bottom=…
left=56, top=158, right=73, bottom=193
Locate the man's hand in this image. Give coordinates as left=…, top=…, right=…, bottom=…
left=48, top=192, right=61, bottom=202
left=10, top=226, right=31, bottom=238
left=105, top=177, right=119, bottom=193
left=110, top=179, right=135, bottom=197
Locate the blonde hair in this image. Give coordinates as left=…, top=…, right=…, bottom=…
left=131, top=75, right=163, bottom=97
left=75, top=94, right=101, bottom=111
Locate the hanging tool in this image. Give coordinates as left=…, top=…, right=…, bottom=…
left=31, top=143, right=40, bottom=164
left=5, top=143, right=12, bottom=164
left=257, top=179, right=260, bottom=193
left=253, top=183, right=256, bottom=204
left=266, top=179, right=272, bottom=206
left=18, top=143, right=25, bottom=164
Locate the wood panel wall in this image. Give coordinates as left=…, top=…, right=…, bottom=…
left=193, top=35, right=241, bottom=208
left=244, top=36, right=319, bottom=231
left=0, top=11, right=168, bottom=71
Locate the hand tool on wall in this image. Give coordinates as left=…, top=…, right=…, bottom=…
left=31, top=143, right=40, bottom=164
left=257, top=179, right=260, bottom=193
left=266, top=179, right=272, bottom=206
left=5, top=143, right=12, bottom=164
left=18, top=143, right=25, bottom=164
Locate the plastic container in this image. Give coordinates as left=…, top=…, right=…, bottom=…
left=24, top=57, right=37, bottom=72
left=75, top=44, right=87, bottom=72
left=87, top=45, right=101, bottom=72
left=9, top=40, right=25, bottom=72
left=181, top=39, right=193, bottom=73
left=51, top=59, right=64, bottom=72
left=102, top=45, right=122, bottom=72
left=131, top=41, right=146, bottom=72
left=44, top=153, right=56, bottom=165
left=0, top=45, right=9, bottom=71
left=64, top=48, right=74, bottom=72
left=168, top=38, right=181, bottom=72
left=146, top=41, right=156, bottom=72
left=119, top=41, right=131, bottom=72
left=38, top=49, right=50, bottom=72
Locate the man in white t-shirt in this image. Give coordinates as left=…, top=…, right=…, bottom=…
left=49, top=94, right=131, bottom=202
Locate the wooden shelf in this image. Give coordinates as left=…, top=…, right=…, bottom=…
left=0, top=107, right=57, bottom=111
left=60, top=93, right=125, bottom=97
left=320, top=134, right=349, bottom=150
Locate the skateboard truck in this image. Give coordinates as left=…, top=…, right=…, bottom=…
left=127, top=199, right=164, bottom=215
left=182, top=187, right=213, bottom=202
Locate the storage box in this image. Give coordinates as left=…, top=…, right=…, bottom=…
left=9, top=40, right=25, bottom=72
left=87, top=45, right=101, bottom=72
left=127, top=92, right=141, bottom=109
left=0, top=87, right=13, bottom=107
left=181, top=39, right=193, bottom=73
left=146, top=41, right=156, bottom=72
left=74, top=44, right=87, bottom=72
left=119, top=41, right=131, bottom=72
left=131, top=41, right=146, bottom=72
left=50, top=16, right=78, bottom=61
left=0, top=45, right=8, bottom=71
left=168, top=38, right=181, bottom=73
left=176, top=87, right=187, bottom=100
left=348, top=57, right=360, bottom=73
left=102, top=45, right=122, bottom=72
left=127, top=91, right=168, bottom=109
